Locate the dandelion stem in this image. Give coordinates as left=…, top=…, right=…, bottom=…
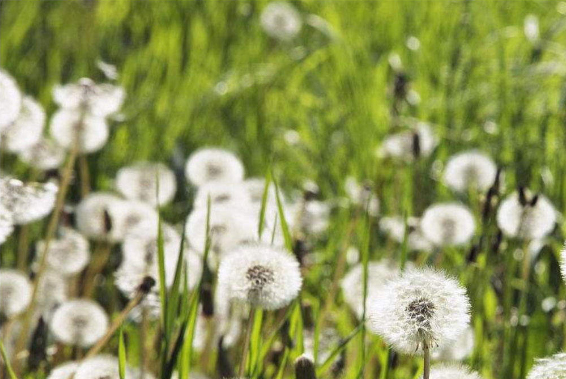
left=78, top=155, right=91, bottom=198
left=82, top=242, right=112, bottom=298
left=239, top=306, right=255, bottom=378
left=423, top=341, right=431, bottom=379
left=16, top=225, right=29, bottom=270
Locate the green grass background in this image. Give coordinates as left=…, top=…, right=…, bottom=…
left=3, top=1, right=566, bottom=378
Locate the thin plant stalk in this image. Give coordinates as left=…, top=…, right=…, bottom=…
left=79, top=155, right=90, bottom=198
left=423, top=341, right=431, bottom=379
left=239, top=306, right=256, bottom=378
left=82, top=242, right=112, bottom=298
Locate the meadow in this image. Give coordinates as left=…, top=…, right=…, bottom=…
left=2, top=1, right=566, bottom=379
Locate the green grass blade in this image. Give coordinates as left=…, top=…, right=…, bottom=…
left=258, top=169, right=272, bottom=238
left=118, top=328, right=126, bottom=379
left=272, top=177, right=293, bottom=251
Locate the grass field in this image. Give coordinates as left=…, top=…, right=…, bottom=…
left=3, top=1, right=566, bottom=379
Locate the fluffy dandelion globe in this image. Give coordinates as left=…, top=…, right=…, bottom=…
left=2, top=96, right=45, bottom=153
left=344, top=177, right=380, bottom=217
left=244, top=177, right=278, bottom=204
left=422, top=364, right=482, bottom=379
left=49, top=299, right=109, bottom=347
left=46, top=361, right=80, bottom=379
left=421, top=203, right=475, bottom=247
left=0, top=177, right=58, bottom=225
left=527, top=352, right=566, bottom=379
left=72, top=355, right=134, bottom=379
left=260, top=2, right=302, bottom=41
left=185, top=148, right=244, bottom=187
left=0, top=70, right=22, bottom=131
left=340, top=259, right=403, bottom=319
left=368, top=267, right=470, bottom=354
left=379, top=122, right=437, bottom=162
left=379, top=216, right=434, bottom=251
left=0, top=203, right=14, bottom=245
left=193, top=181, right=252, bottom=209
left=18, top=138, right=66, bottom=170
left=291, top=199, right=330, bottom=236
left=53, top=80, right=125, bottom=118
left=36, top=227, right=90, bottom=276
left=432, top=326, right=474, bottom=362
left=50, top=109, right=109, bottom=153
left=443, top=151, right=497, bottom=193
left=0, top=269, right=32, bottom=318
left=36, top=271, right=68, bottom=314
left=217, top=243, right=302, bottom=310
left=115, top=162, right=177, bottom=206
left=497, top=190, right=556, bottom=240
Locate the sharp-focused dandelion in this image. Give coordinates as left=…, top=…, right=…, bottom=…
left=442, top=151, right=497, bottom=193
left=260, top=2, right=303, bottom=41
left=115, top=162, right=177, bottom=206
left=0, top=269, right=32, bottom=318
left=217, top=243, right=302, bottom=310
left=420, top=203, right=475, bottom=247
left=497, top=189, right=556, bottom=240
left=185, top=148, right=244, bottom=187
left=49, top=299, right=109, bottom=347
left=527, top=352, right=566, bottom=379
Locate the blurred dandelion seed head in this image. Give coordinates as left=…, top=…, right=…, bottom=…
left=443, top=151, right=497, bottom=193
left=421, top=203, right=475, bottom=247
left=185, top=148, right=244, bottom=187
left=49, top=299, right=109, bottom=348
left=260, top=2, right=302, bottom=41
left=497, top=190, right=556, bottom=240
left=0, top=269, right=32, bottom=318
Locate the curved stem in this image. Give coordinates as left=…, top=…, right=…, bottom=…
left=239, top=307, right=255, bottom=378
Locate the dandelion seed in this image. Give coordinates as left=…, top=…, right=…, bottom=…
left=379, top=122, right=437, bottom=162
left=53, top=79, right=125, bottom=118
left=379, top=216, right=433, bottom=251
left=0, top=177, right=58, bottom=225
left=0, top=70, right=22, bottom=131
left=185, top=148, right=244, bottom=187
left=526, top=353, right=566, bottom=379
left=36, top=227, right=90, bottom=276
left=368, top=267, right=470, bottom=355
left=2, top=96, right=45, bottom=153
left=49, top=299, right=109, bottom=347
left=0, top=269, right=32, bottom=318
left=442, top=151, right=497, bottom=193
left=260, top=2, right=302, bottom=41
left=497, top=189, right=556, bottom=240
left=421, top=203, right=475, bottom=247
left=432, top=326, right=474, bottom=362
left=46, top=361, right=80, bottom=379
left=193, top=181, right=252, bottom=209
left=18, top=138, right=66, bottom=170
left=344, top=177, right=379, bottom=216
left=115, top=162, right=177, bottom=206
left=217, top=243, right=302, bottom=310
left=422, top=364, right=482, bottom=379
left=50, top=109, right=109, bottom=153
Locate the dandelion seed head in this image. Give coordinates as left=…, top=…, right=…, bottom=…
left=72, top=355, right=135, bottom=379
left=18, top=138, right=66, bottom=170
left=53, top=80, right=125, bottom=117
left=244, top=178, right=278, bottom=204
left=0, top=203, right=14, bottom=245
left=422, top=364, right=482, bottom=379
left=443, top=151, right=497, bottom=193
left=37, top=271, right=68, bottom=315
left=527, top=352, right=566, bottom=379
left=49, top=299, right=109, bottom=347
left=0, top=70, right=22, bottom=131
left=260, top=2, right=302, bottom=41
left=368, top=267, right=470, bottom=354
left=218, top=243, right=302, bottom=310
left=193, top=181, right=252, bottom=209
left=50, top=109, right=109, bottom=153
left=185, top=148, right=244, bottom=187
left=291, top=199, right=330, bottom=236
left=0, top=177, right=58, bottom=225
left=0, top=269, right=32, bottom=318
left=497, top=190, right=556, bottom=240
left=36, top=227, right=90, bottom=276
left=524, top=14, right=540, bottom=42
left=47, top=361, right=80, bottom=379
left=344, top=177, right=379, bottom=216
left=379, top=216, right=433, bottom=251
left=116, top=162, right=177, bottom=207
left=379, top=122, right=437, bottom=162
left=432, top=326, right=474, bottom=362
left=421, top=203, right=475, bottom=247
left=2, top=96, right=45, bottom=153
left=341, top=259, right=403, bottom=319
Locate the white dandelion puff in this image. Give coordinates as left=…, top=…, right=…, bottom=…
left=344, top=176, right=380, bottom=216
left=49, top=299, right=109, bottom=347
left=185, top=148, right=244, bottom=187
left=0, top=202, right=14, bottom=245
left=379, top=216, right=433, bottom=251
left=527, top=352, right=566, bottom=379
left=36, top=271, right=68, bottom=315
left=524, top=14, right=540, bottom=43
left=432, top=326, right=474, bottom=362
left=290, top=199, right=330, bottom=236
left=2, top=96, right=45, bottom=153
left=53, top=79, right=125, bottom=118
left=0, top=269, right=32, bottom=318
left=421, top=203, right=475, bottom=247
left=115, top=162, right=177, bottom=207
left=72, top=355, right=135, bottom=379
left=368, top=267, right=471, bottom=355
left=497, top=189, right=556, bottom=240
left=46, top=361, right=80, bottom=379
left=422, top=364, right=482, bottom=379
left=217, top=243, right=302, bottom=310
left=193, top=181, right=252, bottom=209
left=50, top=109, right=109, bottom=153
left=0, top=177, right=58, bottom=225
left=442, top=151, right=497, bottom=193
left=0, top=70, right=22, bottom=131
left=341, top=259, right=404, bottom=319
left=260, top=2, right=302, bottom=41
left=18, top=138, right=66, bottom=171
left=36, top=227, right=90, bottom=276
left=379, top=122, right=437, bottom=162
left=244, top=177, right=278, bottom=204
